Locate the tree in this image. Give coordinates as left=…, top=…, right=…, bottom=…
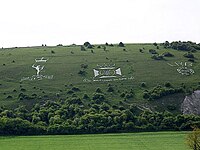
left=187, top=127, right=200, bottom=150
left=84, top=42, right=93, bottom=48
left=118, top=42, right=125, bottom=47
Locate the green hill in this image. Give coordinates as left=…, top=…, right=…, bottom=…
left=1, top=42, right=200, bottom=135
left=0, top=42, right=200, bottom=112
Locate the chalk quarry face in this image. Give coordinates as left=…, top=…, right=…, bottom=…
left=181, top=90, right=200, bottom=115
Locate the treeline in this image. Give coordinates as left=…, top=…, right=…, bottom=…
left=1, top=98, right=200, bottom=135
left=162, top=41, right=200, bottom=51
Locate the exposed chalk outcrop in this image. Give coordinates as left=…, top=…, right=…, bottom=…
left=181, top=90, right=200, bottom=115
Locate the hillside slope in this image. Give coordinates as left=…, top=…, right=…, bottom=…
left=0, top=43, right=200, bottom=112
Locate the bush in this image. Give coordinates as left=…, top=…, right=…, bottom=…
left=81, top=64, right=88, bottom=69
left=141, top=82, right=146, bottom=87
left=153, top=42, right=157, bottom=46
left=67, top=90, right=74, bottom=94
left=84, top=42, right=93, bottom=48
left=118, top=42, right=125, bottom=47
left=83, top=93, right=89, bottom=99
left=139, top=49, right=144, bottom=53
left=78, top=70, right=86, bottom=76
left=188, top=58, right=195, bottom=62
left=125, top=93, right=133, bottom=99
left=164, top=82, right=171, bottom=87
left=72, top=87, right=80, bottom=92
left=96, top=88, right=102, bottom=93
left=151, top=55, right=164, bottom=60
left=149, top=49, right=157, bottom=54
left=143, top=92, right=150, bottom=99
left=162, top=52, right=174, bottom=57
left=21, top=88, right=26, bottom=92
left=84, top=42, right=91, bottom=47
left=92, top=93, right=105, bottom=102
left=6, top=95, right=13, bottom=99
left=51, top=50, right=55, bottom=54
left=107, top=87, right=114, bottom=92
left=183, top=52, right=194, bottom=58
left=120, top=92, right=125, bottom=98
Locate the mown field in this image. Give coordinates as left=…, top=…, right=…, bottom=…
left=0, top=132, right=190, bottom=150
left=0, top=43, right=200, bottom=111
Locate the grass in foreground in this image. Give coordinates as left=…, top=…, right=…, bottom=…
left=0, top=132, right=190, bottom=150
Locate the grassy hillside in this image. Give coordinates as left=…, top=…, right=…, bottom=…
left=0, top=43, right=200, bottom=111
left=0, top=132, right=190, bottom=150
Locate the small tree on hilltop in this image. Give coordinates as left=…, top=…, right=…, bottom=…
left=187, top=127, right=200, bottom=150
left=118, top=42, right=125, bottom=47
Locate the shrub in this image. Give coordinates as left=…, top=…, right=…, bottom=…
left=84, top=42, right=93, bottom=48
left=84, top=42, right=91, bottom=47
left=125, top=93, right=133, bottom=99
left=165, top=82, right=172, bottom=87
left=188, top=58, right=195, bottom=62
left=151, top=55, right=164, bottom=60
left=141, top=82, right=146, bottom=87
left=184, top=52, right=194, bottom=58
left=118, top=42, right=125, bottom=47
left=120, top=92, right=125, bottom=98
left=78, top=70, right=86, bottom=76
left=57, top=44, right=63, bottom=46
left=139, top=49, right=144, bottom=53
left=81, top=64, right=88, bottom=69
left=162, top=52, right=174, bottom=57
left=51, top=50, right=55, bottom=54
left=72, top=87, right=80, bottom=92
left=6, top=95, right=13, bottom=99
left=149, top=49, right=157, bottom=54
left=67, top=90, right=74, bottom=94
left=83, top=93, right=89, bottom=99
left=153, top=42, right=157, bottom=46
left=96, top=88, right=102, bottom=93
left=32, top=94, right=37, bottom=97
left=21, top=88, right=26, bottom=92
left=107, top=87, right=114, bottom=92
left=92, top=93, right=105, bottom=103
left=143, top=92, right=150, bottom=99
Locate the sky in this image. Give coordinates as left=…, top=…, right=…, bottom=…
left=0, top=0, right=200, bottom=48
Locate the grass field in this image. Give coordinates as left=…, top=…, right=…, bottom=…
left=0, top=43, right=200, bottom=111
left=0, top=132, right=190, bottom=150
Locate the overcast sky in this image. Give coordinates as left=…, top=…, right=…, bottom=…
left=0, top=0, right=200, bottom=47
